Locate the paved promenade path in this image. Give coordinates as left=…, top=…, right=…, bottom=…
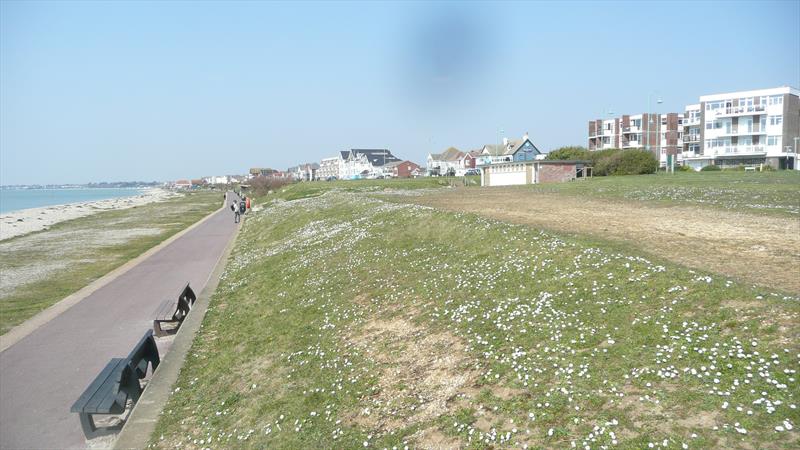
left=0, top=194, right=239, bottom=449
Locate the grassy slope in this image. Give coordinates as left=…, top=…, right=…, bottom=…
left=261, top=177, right=450, bottom=201
left=517, top=171, right=800, bottom=217
left=0, top=190, right=221, bottom=334
left=151, top=189, right=799, bottom=449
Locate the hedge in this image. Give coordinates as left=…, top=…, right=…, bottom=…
left=546, top=146, right=658, bottom=176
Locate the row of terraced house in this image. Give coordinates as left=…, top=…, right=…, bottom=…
left=305, top=149, right=424, bottom=181
left=588, top=86, right=800, bottom=170
left=268, top=133, right=592, bottom=188
left=427, top=133, right=593, bottom=187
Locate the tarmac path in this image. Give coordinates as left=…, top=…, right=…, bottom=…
left=0, top=193, right=240, bottom=449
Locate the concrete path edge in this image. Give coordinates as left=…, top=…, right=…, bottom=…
left=113, top=215, right=240, bottom=450
left=0, top=199, right=226, bottom=353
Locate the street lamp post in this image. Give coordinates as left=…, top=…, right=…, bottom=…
left=794, top=137, right=799, bottom=171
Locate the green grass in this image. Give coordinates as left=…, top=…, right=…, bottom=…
left=150, top=191, right=799, bottom=449
left=264, top=177, right=448, bottom=201
left=0, top=190, right=221, bottom=334
left=517, top=171, right=800, bottom=216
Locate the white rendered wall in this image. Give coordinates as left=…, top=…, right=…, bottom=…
left=488, top=170, right=526, bottom=186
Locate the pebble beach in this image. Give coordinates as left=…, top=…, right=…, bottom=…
left=0, top=188, right=178, bottom=241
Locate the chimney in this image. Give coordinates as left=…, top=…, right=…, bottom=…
left=523, top=132, right=529, bottom=140
left=502, top=137, right=509, bottom=146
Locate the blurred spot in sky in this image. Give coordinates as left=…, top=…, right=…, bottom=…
left=397, top=4, right=502, bottom=110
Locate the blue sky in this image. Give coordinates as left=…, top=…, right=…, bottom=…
left=1, top=0, right=798, bottom=184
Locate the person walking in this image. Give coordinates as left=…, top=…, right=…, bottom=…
left=231, top=200, right=240, bottom=224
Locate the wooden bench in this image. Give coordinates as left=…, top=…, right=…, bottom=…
left=70, top=358, right=139, bottom=437
left=153, top=283, right=196, bottom=337
left=70, top=330, right=160, bottom=437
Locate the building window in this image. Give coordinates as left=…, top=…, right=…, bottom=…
left=769, top=115, right=783, bottom=126
left=767, top=136, right=782, bottom=147
left=768, top=95, right=783, bottom=105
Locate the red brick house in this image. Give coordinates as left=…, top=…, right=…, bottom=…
left=386, top=160, right=422, bottom=178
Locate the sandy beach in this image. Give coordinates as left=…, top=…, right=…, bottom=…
left=0, top=188, right=179, bottom=241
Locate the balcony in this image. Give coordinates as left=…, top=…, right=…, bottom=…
left=708, top=145, right=766, bottom=156
left=684, top=135, right=700, bottom=143
left=683, top=117, right=701, bottom=125
left=622, top=126, right=643, bottom=133
left=713, top=105, right=766, bottom=117
left=718, top=128, right=767, bottom=137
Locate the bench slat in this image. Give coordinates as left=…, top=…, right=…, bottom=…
left=154, top=299, right=177, bottom=321
left=84, top=365, right=125, bottom=414
left=72, top=358, right=127, bottom=414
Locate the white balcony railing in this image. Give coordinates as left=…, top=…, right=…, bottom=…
left=684, top=117, right=701, bottom=125
left=684, top=135, right=700, bottom=143
left=709, top=145, right=766, bottom=156
left=718, top=128, right=767, bottom=137
left=714, top=105, right=766, bottom=116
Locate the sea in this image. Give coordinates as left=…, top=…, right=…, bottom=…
left=0, top=188, right=145, bottom=214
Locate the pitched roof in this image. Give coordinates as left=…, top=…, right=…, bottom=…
left=430, top=147, right=463, bottom=161
left=482, top=137, right=541, bottom=156
left=481, top=144, right=506, bottom=156
left=351, top=149, right=401, bottom=166
left=507, top=138, right=541, bottom=155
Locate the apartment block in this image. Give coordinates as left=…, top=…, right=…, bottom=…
left=682, top=86, right=799, bottom=170
left=588, top=113, right=683, bottom=166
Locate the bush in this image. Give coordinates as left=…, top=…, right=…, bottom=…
left=594, top=151, right=622, bottom=176
left=249, top=175, right=293, bottom=196
left=700, top=164, right=721, bottom=171
left=546, top=146, right=591, bottom=161
left=677, top=164, right=694, bottom=172
left=614, top=149, right=659, bottom=175
left=548, top=147, right=657, bottom=176
left=589, top=149, right=658, bottom=176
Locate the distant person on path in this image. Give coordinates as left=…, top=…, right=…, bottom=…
left=231, top=200, right=240, bottom=223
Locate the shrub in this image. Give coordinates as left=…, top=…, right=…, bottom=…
left=614, top=149, right=659, bottom=175
left=548, top=147, right=657, bottom=176
left=677, top=164, right=694, bottom=172
left=546, top=146, right=591, bottom=161
left=701, top=164, right=721, bottom=171
left=249, top=175, right=293, bottom=196
left=594, top=151, right=622, bottom=176
left=591, top=149, right=657, bottom=176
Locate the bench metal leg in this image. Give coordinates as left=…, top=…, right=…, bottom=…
left=78, top=413, right=97, bottom=437
left=153, top=320, right=166, bottom=337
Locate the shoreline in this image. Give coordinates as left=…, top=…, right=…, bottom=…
left=0, top=188, right=180, bottom=241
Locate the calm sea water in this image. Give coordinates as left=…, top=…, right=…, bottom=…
left=0, top=188, right=145, bottom=214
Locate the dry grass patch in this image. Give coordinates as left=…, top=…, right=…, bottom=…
left=346, top=315, right=478, bottom=435
left=402, top=188, right=800, bottom=293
